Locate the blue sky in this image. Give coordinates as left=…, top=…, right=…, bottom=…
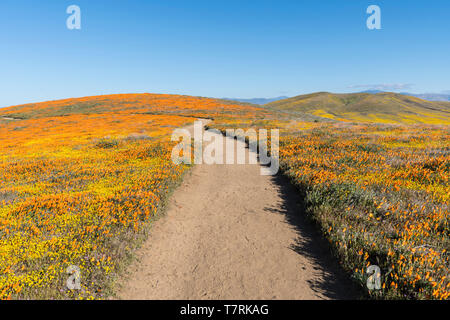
left=1, top=0, right=449, bottom=107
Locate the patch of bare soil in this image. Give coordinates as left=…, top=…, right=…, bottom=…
left=117, top=121, right=359, bottom=299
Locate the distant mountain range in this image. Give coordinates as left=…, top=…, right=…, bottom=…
left=402, top=93, right=450, bottom=102
left=222, top=96, right=289, bottom=105
left=226, top=91, right=450, bottom=105
left=360, top=90, right=450, bottom=102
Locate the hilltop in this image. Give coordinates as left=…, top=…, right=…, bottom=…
left=0, top=92, right=448, bottom=300
left=0, top=93, right=268, bottom=121
left=265, top=92, right=450, bottom=124
left=3, top=92, right=449, bottom=125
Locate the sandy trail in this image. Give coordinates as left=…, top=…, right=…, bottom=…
left=117, top=121, right=359, bottom=300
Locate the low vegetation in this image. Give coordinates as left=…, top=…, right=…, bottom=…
left=265, top=92, right=450, bottom=124
left=0, top=94, right=262, bottom=299
left=280, top=124, right=449, bottom=299
left=1, top=93, right=448, bottom=300
left=212, top=118, right=449, bottom=300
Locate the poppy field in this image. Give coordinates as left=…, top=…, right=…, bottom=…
left=0, top=94, right=260, bottom=299
left=212, top=118, right=449, bottom=299
left=0, top=93, right=448, bottom=300
left=279, top=123, right=449, bottom=299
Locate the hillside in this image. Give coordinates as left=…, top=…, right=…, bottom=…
left=265, top=92, right=450, bottom=124
left=0, top=93, right=270, bottom=121
left=1, top=92, right=448, bottom=300
left=0, top=93, right=269, bottom=299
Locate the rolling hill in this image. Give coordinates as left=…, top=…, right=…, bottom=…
left=0, top=93, right=268, bottom=121
left=265, top=92, right=450, bottom=124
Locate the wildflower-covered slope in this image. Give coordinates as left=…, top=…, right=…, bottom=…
left=1, top=92, right=448, bottom=300
left=211, top=118, right=449, bottom=300
left=0, top=94, right=262, bottom=299
left=265, top=92, right=450, bottom=124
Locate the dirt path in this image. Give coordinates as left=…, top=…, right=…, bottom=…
left=117, top=121, right=359, bottom=300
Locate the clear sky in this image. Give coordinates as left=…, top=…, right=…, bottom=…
left=1, top=0, right=449, bottom=107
